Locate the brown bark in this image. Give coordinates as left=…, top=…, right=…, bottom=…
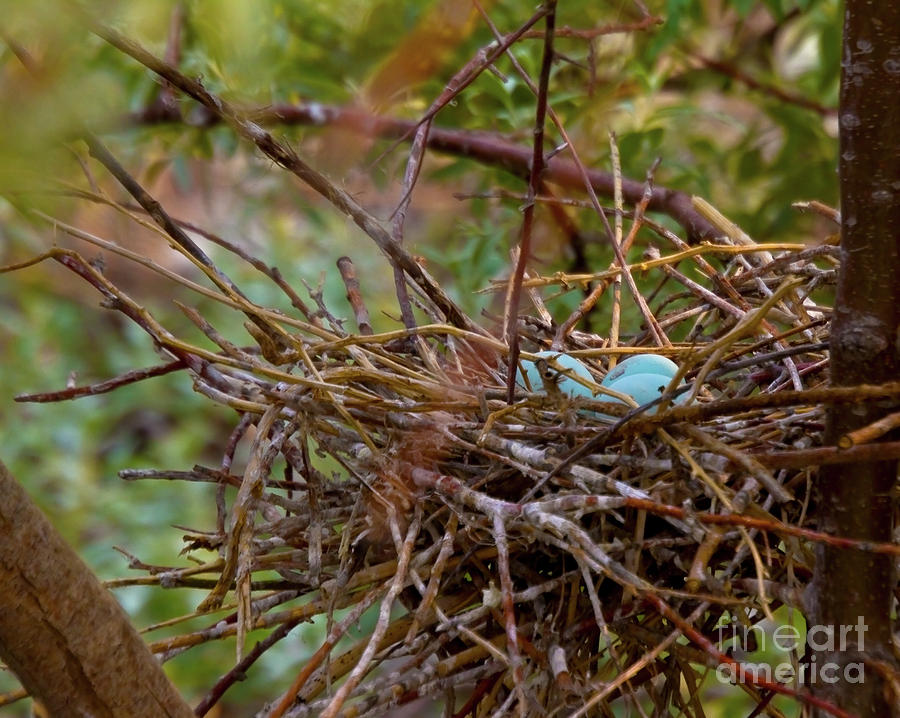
left=811, top=2, right=900, bottom=715
left=0, top=459, right=193, bottom=718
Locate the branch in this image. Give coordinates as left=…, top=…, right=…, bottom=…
left=194, top=618, right=301, bottom=717
left=132, top=100, right=718, bottom=243
left=76, top=9, right=482, bottom=335
left=812, top=2, right=900, bottom=714
left=387, top=3, right=552, bottom=332
left=521, top=15, right=662, bottom=40
left=505, top=1, right=557, bottom=403
left=336, top=256, right=373, bottom=336
left=14, top=358, right=186, bottom=403
left=0, top=460, right=193, bottom=717
left=691, top=52, right=836, bottom=118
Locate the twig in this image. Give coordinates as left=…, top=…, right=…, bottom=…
left=753, top=438, right=900, bottom=470
left=626, top=382, right=900, bottom=434
left=620, top=496, right=900, bottom=557
left=14, top=359, right=186, bottom=402
left=608, top=132, right=624, bottom=362
left=336, top=256, right=373, bottom=335
left=838, top=410, right=900, bottom=449
left=385, top=7, right=550, bottom=332
left=792, top=199, right=841, bottom=225
left=493, top=513, right=528, bottom=717
left=521, top=15, right=662, bottom=40
left=318, top=510, right=422, bottom=718
left=0, top=688, right=28, bottom=708
left=219, top=413, right=254, bottom=534
left=77, top=10, right=482, bottom=335
left=504, top=1, right=557, bottom=403
left=691, top=52, right=836, bottom=118
left=140, top=1, right=184, bottom=123
left=194, top=617, right=302, bottom=717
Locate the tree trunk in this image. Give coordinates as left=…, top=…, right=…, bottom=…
left=811, top=2, right=900, bottom=716
left=0, top=460, right=193, bottom=718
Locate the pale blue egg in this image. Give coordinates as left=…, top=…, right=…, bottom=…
left=519, top=350, right=596, bottom=399
left=519, top=351, right=686, bottom=419
left=598, top=353, right=686, bottom=414
left=601, top=373, right=677, bottom=410
left=602, top=354, right=678, bottom=386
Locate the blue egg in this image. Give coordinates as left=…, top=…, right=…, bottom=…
left=600, top=373, right=676, bottom=409
left=598, top=354, right=686, bottom=415
left=519, top=350, right=596, bottom=399
left=518, top=351, right=687, bottom=419
left=602, top=354, right=678, bottom=386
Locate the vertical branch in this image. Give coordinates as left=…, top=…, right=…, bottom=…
left=493, top=514, right=528, bottom=716
left=385, top=4, right=552, bottom=331
left=811, top=2, right=900, bottom=716
left=505, top=1, right=557, bottom=403
left=608, top=132, right=624, bottom=368
left=298, top=433, right=324, bottom=586
left=218, top=413, right=254, bottom=535
left=477, top=1, right=665, bottom=352
left=389, top=122, right=425, bottom=330
left=336, top=256, right=373, bottom=336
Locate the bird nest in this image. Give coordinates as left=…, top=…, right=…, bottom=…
left=8, top=191, right=866, bottom=717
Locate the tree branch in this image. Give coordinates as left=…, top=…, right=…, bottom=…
left=129, top=99, right=718, bottom=243
left=0, top=460, right=193, bottom=717
left=811, top=3, right=900, bottom=715
left=505, top=0, right=557, bottom=403
left=75, top=9, right=482, bottom=335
